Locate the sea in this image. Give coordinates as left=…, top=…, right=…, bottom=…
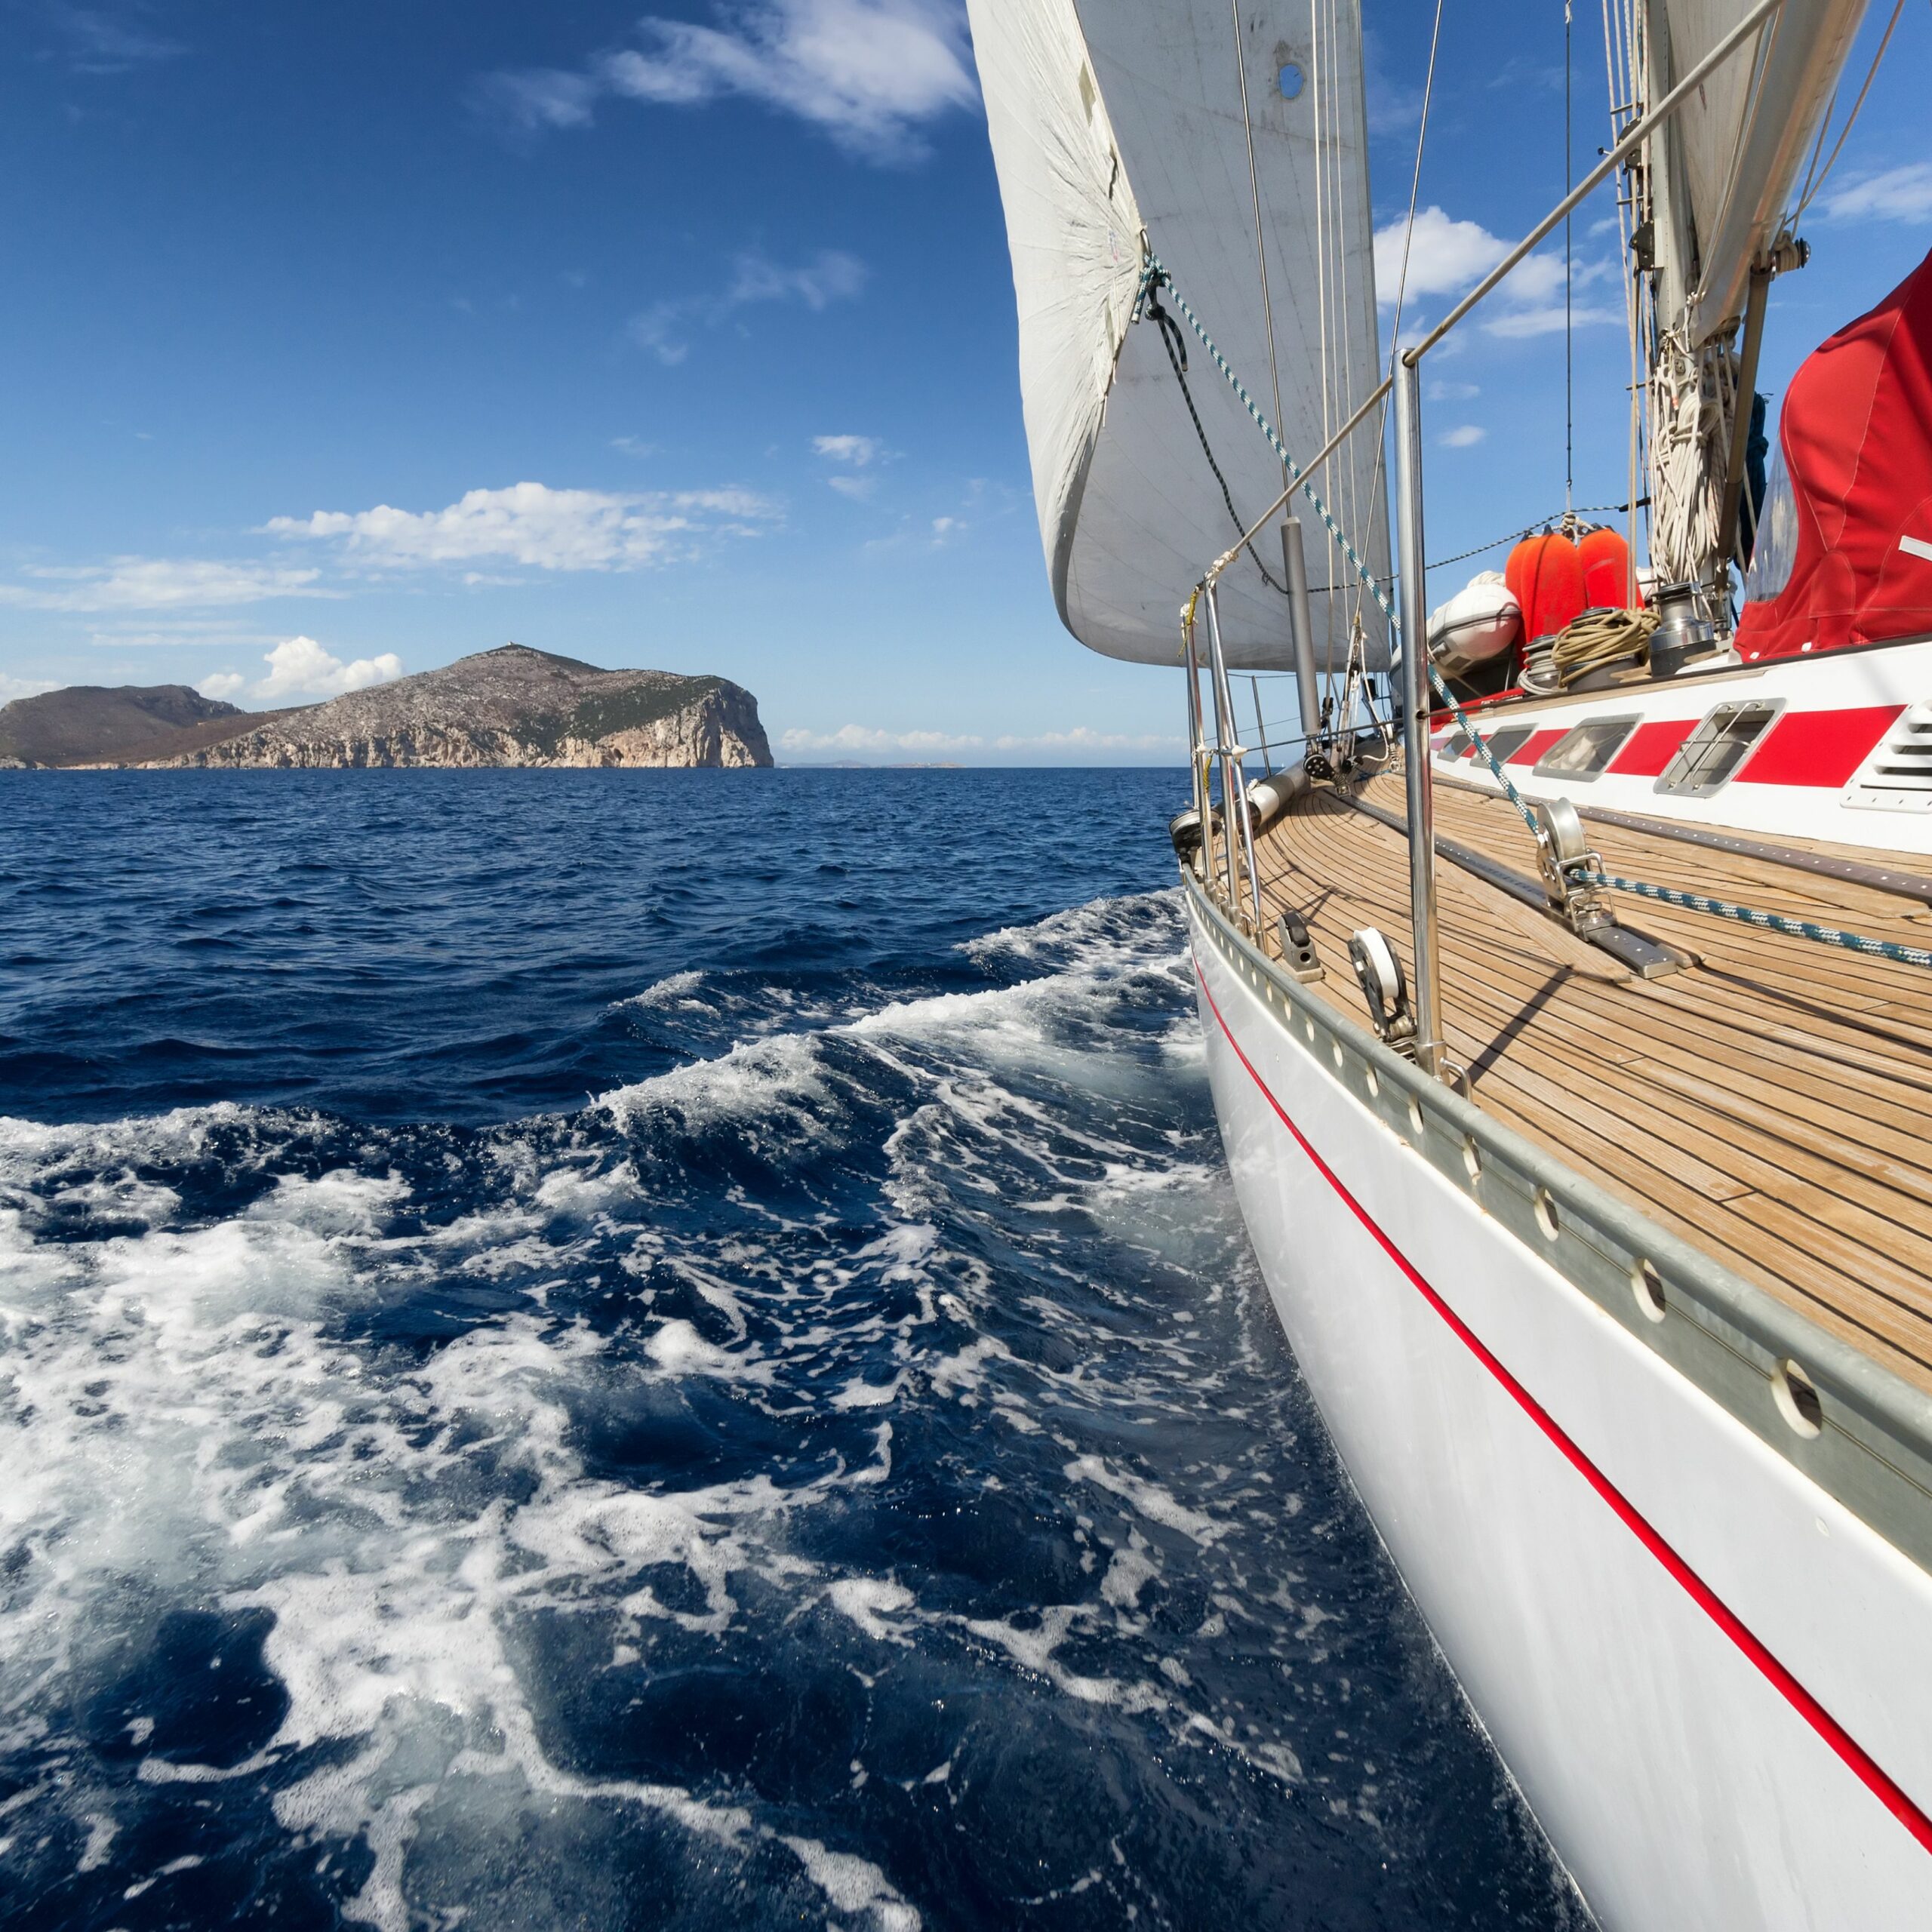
left=0, top=768, right=1587, bottom=1930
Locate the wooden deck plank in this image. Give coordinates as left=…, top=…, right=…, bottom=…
left=1245, top=778, right=1932, bottom=1395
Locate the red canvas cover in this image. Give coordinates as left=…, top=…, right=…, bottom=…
left=1736, top=247, right=1932, bottom=659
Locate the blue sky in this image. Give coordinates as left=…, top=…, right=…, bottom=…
left=0, top=0, right=1925, bottom=762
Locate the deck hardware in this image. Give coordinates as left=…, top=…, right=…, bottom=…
left=1276, top=909, right=1325, bottom=983
left=1348, top=927, right=1419, bottom=1060
left=1774, top=1360, right=1825, bottom=1438
left=1534, top=797, right=1615, bottom=937
left=1632, top=1260, right=1667, bottom=1323
left=1534, top=1186, right=1561, bottom=1241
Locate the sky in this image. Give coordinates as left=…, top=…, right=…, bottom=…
left=0, top=0, right=1926, bottom=763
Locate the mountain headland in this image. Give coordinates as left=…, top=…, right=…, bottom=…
left=0, top=683, right=250, bottom=768
left=0, top=646, right=774, bottom=770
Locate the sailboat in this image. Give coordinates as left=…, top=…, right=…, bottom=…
left=964, top=2, right=1932, bottom=1924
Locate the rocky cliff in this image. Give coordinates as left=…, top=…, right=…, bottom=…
left=143, top=645, right=774, bottom=770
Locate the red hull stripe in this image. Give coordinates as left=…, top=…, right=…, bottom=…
left=1737, top=704, right=1904, bottom=787
left=1506, top=728, right=1567, bottom=766
left=1607, top=717, right=1696, bottom=777
left=1192, top=954, right=1932, bottom=1857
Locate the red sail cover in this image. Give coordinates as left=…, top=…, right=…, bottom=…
left=1736, top=248, right=1932, bottom=659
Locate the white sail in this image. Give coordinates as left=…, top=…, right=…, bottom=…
left=1647, top=0, right=1869, bottom=344
left=966, top=0, right=1389, bottom=671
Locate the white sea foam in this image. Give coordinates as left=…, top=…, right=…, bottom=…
left=0, top=887, right=1347, bottom=1924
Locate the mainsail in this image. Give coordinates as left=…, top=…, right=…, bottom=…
left=966, top=0, right=1389, bottom=671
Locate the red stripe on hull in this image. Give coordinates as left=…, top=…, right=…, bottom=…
left=1607, top=717, right=1696, bottom=777
left=1192, top=950, right=1932, bottom=1857
left=1737, top=705, right=1904, bottom=786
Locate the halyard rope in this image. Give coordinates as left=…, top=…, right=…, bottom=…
left=1144, top=254, right=1932, bottom=974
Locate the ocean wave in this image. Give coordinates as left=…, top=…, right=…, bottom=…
left=0, top=870, right=1580, bottom=1928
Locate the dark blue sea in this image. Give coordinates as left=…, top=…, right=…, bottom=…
left=0, top=770, right=1585, bottom=1930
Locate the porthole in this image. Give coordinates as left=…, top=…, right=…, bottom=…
left=1632, top=1259, right=1666, bottom=1323
left=1364, top=1066, right=1380, bottom=1098
left=1534, top=1187, right=1560, bottom=1241
left=1331, top=1041, right=1345, bottom=1071
left=1406, top=1097, right=1425, bottom=1137
left=1772, top=1359, right=1823, bottom=1438
left=1461, top=1136, right=1481, bottom=1183
left=1304, top=1018, right=1317, bottom=1044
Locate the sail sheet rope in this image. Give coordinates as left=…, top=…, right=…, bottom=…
left=1147, top=253, right=1932, bottom=975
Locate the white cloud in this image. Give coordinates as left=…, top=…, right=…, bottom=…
left=1374, top=207, right=1508, bottom=303
left=814, top=433, right=882, bottom=466
left=195, top=672, right=248, bottom=700
left=0, top=558, right=327, bottom=613
left=1439, top=424, right=1486, bottom=448
left=265, top=481, right=780, bottom=572
left=728, top=248, right=866, bottom=309
left=1820, top=164, right=1932, bottom=225
left=629, top=248, right=866, bottom=364
left=1374, top=207, right=1620, bottom=338
left=628, top=302, right=691, bottom=366
left=253, top=638, right=404, bottom=702
left=0, top=672, right=57, bottom=702
left=45, top=5, right=183, bottom=74
left=778, top=722, right=1182, bottom=761
left=484, top=0, right=978, bottom=162
left=826, top=474, right=875, bottom=500
left=1481, top=302, right=1622, bottom=339
left=1427, top=379, right=1479, bottom=402
left=610, top=435, right=658, bottom=457
left=476, top=67, right=599, bottom=131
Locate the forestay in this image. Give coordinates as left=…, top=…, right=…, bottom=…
left=968, top=0, right=1389, bottom=671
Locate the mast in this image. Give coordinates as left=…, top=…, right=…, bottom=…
left=1624, top=0, right=1871, bottom=613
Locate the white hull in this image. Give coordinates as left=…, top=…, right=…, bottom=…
left=1189, top=897, right=1932, bottom=1929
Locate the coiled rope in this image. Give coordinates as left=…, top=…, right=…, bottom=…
left=1552, top=606, right=1659, bottom=684
left=1144, top=254, right=1932, bottom=974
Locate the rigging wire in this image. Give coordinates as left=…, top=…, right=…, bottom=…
left=1364, top=0, right=1446, bottom=710
left=1564, top=0, right=1575, bottom=516
left=1229, top=0, right=1291, bottom=487
left=1143, top=277, right=1288, bottom=593
left=1426, top=500, right=1644, bottom=574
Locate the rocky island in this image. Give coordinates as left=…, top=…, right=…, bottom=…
left=0, top=646, right=774, bottom=770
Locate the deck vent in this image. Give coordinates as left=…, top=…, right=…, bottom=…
left=1844, top=700, right=1932, bottom=813
left=1654, top=700, right=1782, bottom=798
left=1473, top=724, right=1537, bottom=766
left=1535, top=715, right=1638, bottom=780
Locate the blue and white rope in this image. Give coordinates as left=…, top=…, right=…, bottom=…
left=1580, top=873, right=1932, bottom=971
left=1141, top=253, right=1932, bottom=974
left=1139, top=254, right=1546, bottom=840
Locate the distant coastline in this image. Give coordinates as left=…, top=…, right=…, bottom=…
left=0, top=644, right=773, bottom=771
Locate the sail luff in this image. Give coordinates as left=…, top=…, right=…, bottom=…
left=1648, top=0, right=1870, bottom=345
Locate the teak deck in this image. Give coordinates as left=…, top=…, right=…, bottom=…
left=1251, top=768, right=1932, bottom=1395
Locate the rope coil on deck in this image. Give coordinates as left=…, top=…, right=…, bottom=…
left=1146, top=254, right=1932, bottom=977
